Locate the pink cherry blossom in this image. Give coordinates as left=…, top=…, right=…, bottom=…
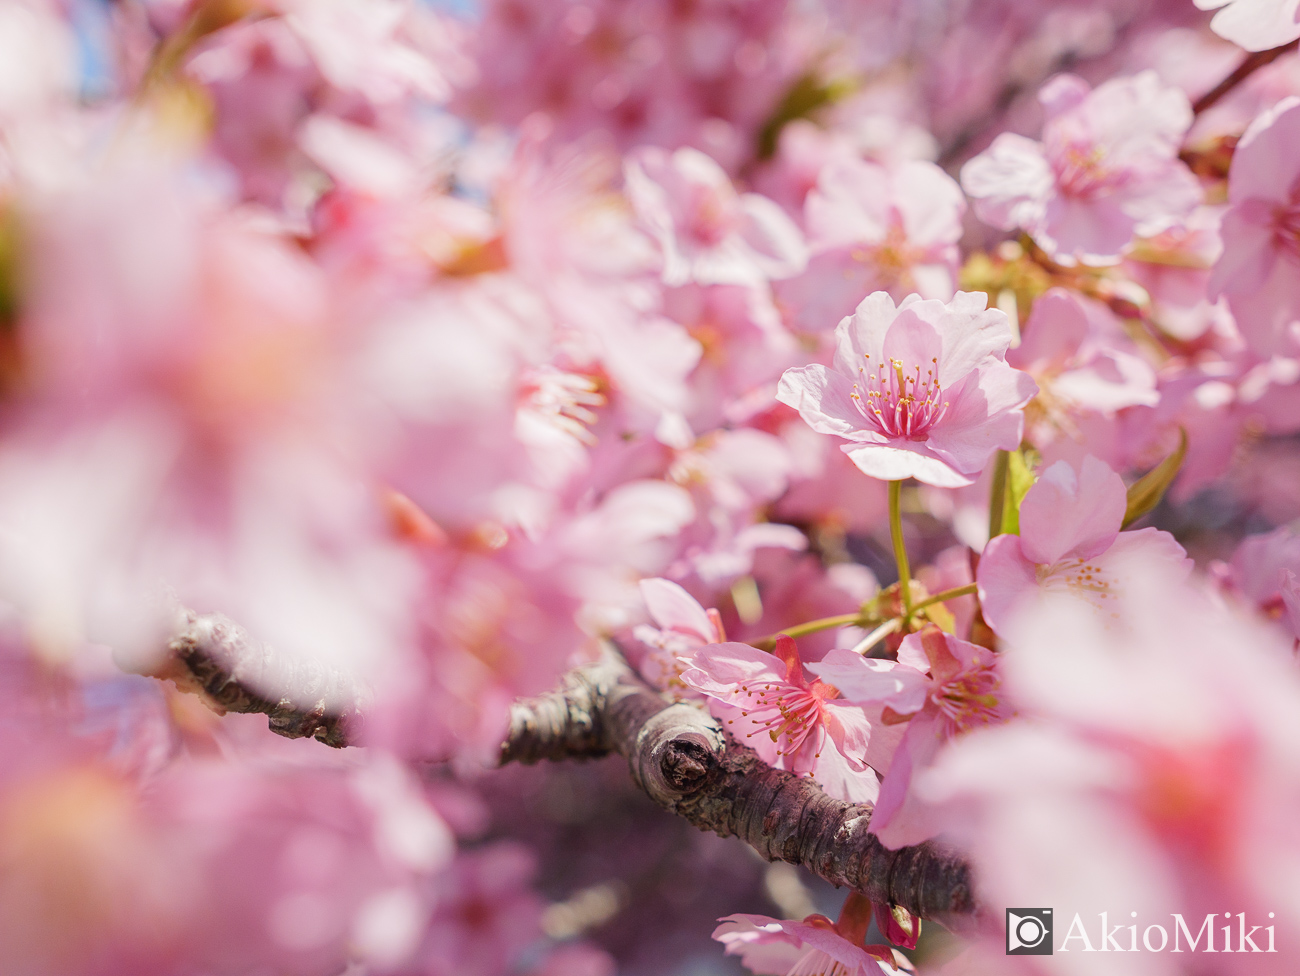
left=776, top=291, right=1038, bottom=488
left=1122, top=207, right=1231, bottom=344
left=808, top=629, right=1008, bottom=849
left=679, top=635, right=881, bottom=803
left=776, top=157, right=965, bottom=332
left=1195, top=0, right=1300, bottom=52
left=713, top=916, right=901, bottom=975
left=915, top=558, right=1300, bottom=971
left=976, top=455, right=1191, bottom=636
left=713, top=900, right=906, bottom=976
left=1010, top=288, right=1159, bottom=417
left=625, top=146, right=808, bottom=287
left=961, top=71, right=1200, bottom=265
left=1209, top=96, right=1300, bottom=356
left=1219, top=526, right=1300, bottom=639
left=631, top=577, right=725, bottom=694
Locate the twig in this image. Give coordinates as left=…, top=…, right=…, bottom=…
left=151, top=610, right=365, bottom=748
left=1193, top=40, right=1300, bottom=117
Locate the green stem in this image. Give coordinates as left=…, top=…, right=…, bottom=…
left=889, top=480, right=912, bottom=617
left=988, top=449, right=1010, bottom=540
left=909, top=582, right=978, bottom=615
left=753, top=612, right=867, bottom=650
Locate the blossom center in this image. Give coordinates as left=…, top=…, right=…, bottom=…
left=1274, top=202, right=1300, bottom=261
left=736, top=682, right=826, bottom=758
left=519, top=367, right=604, bottom=445
left=933, top=667, right=1001, bottom=733
left=1053, top=142, right=1125, bottom=199
left=686, top=185, right=738, bottom=246
left=1037, top=556, right=1118, bottom=616
left=851, top=221, right=925, bottom=286
left=849, top=353, right=949, bottom=440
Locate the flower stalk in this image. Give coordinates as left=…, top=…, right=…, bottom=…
left=889, top=480, right=913, bottom=618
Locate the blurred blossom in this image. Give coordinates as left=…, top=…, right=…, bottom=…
left=915, top=556, right=1300, bottom=975
left=625, top=145, right=808, bottom=288
left=1210, top=96, right=1300, bottom=356
left=961, top=71, right=1200, bottom=266
left=777, top=157, right=965, bottom=332
left=1195, top=0, right=1300, bottom=52
left=977, top=455, right=1190, bottom=635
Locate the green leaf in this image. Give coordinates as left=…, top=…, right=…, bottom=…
left=1001, top=448, right=1039, bottom=536
left=987, top=450, right=1010, bottom=539
left=755, top=73, right=856, bottom=160
left=989, top=448, right=1039, bottom=538
left=1123, top=428, right=1187, bottom=528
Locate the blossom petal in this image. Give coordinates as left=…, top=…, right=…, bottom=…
left=842, top=442, right=971, bottom=487
left=1018, top=456, right=1126, bottom=566
left=807, top=649, right=930, bottom=714
left=777, top=365, right=878, bottom=442
left=639, top=578, right=715, bottom=643
left=975, top=533, right=1039, bottom=638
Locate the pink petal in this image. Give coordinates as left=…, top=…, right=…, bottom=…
left=807, top=649, right=930, bottom=713
left=924, top=364, right=1036, bottom=474
left=777, top=365, right=878, bottom=442
left=870, top=714, right=949, bottom=849
left=737, top=193, right=809, bottom=281
left=1009, top=287, right=1091, bottom=371
left=679, top=641, right=788, bottom=692
left=805, top=158, right=891, bottom=249
left=820, top=698, right=873, bottom=763
left=893, top=160, right=966, bottom=247
left=1203, top=0, right=1300, bottom=53
left=1230, top=96, right=1300, bottom=204
left=1018, top=456, right=1126, bottom=566
left=842, top=442, right=972, bottom=488
left=831, top=292, right=901, bottom=376
left=804, top=726, right=880, bottom=804
left=975, top=534, right=1039, bottom=638
left=960, top=133, right=1053, bottom=231
left=639, top=578, right=715, bottom=643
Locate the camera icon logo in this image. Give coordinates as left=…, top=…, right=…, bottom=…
left=1006, top=908, right=1053, bottom=955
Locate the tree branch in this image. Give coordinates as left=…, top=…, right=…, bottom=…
left=151, top=614, right=976, bottom=924
left=1192, top=40, right=1299, bottom=117
left=502, top=649, right=976, bottom=926
left=152, top=610, right=365, bottom=748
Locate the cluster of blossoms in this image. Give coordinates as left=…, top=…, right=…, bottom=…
left=4, top=0, right=1300, bottom=974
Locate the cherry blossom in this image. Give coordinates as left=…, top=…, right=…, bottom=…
left=714, top=893, right=908, bottom=976
left=977, top=456, right=1190, bottom=635
left=777, top=157, right=965, bottom=332
left=625, top=146, right=808, bottom=287
left=630, top=577, right=725, bottom=694
left=1210, top=96, right=1300, bottom=355
left=961, top=71, right=1201, bottom=265
left=776, top=291, right=1038, bottom=488
left=1195, top=0, right=1300, bottom=52
left=808, top=628, right=1008, bottom=849
left=915, top=559, right=1300, bottom=970
left=679, top=635, right=881, bottom=802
